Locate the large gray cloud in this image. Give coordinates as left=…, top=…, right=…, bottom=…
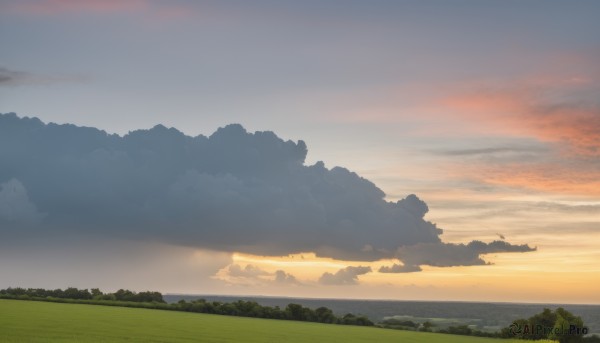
left=0, top=113, right=534, bottom=268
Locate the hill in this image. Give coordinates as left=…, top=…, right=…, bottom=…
left=0, top=299, right=542, bottom=342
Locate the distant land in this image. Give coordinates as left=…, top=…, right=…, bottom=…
left=0, top=299, right=531, bottom=343
left=165, top=294, right=600, bottom=335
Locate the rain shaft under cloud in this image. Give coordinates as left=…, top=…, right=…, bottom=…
left=0, top=113, right=534, bottom=270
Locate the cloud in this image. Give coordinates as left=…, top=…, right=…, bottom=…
left=274, top=270, right=300, bottom=285
left=0, top=112, right=534, bottom=269
left=442, top=86, right=600, bottom=157
left=0, top=67, right=86, bottom=86
left=436, top=74, right=600, bottom=196
left=431, top=146, right=547, bottom=157
left=0, top=179, right=45, bottom=226
left=215, top=264, right=270, bottom=286
left=392, top=241, right=535, bottom=272
left=460, top=161, right=600, bottom=197
left=0, top=68, right=31, bottom=85
left=226, top=264, right=269, bottom=278
left=318, top=266, right=372, bottom=285
left=378, top=264, right=421, bottom=274
left=216, top=264, right=300, bottom=286
left=378, top=240, right=535, bottom=273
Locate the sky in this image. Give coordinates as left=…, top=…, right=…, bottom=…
left=0, top=0, right=599, bottom=304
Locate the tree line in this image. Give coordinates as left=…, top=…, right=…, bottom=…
left=0, top=287, right=164, bottom=303
left=377, top=308, right=599, bottom=342
left=171, top=299, right=373, bottom=326
left=0, top=287, right=373, bottom=327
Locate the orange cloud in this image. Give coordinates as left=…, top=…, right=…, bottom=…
left=442, top=89, right=600, bottom=156
left=458, top=162, right=600, bottom=197
left=437, top=74, right=600, bottom=197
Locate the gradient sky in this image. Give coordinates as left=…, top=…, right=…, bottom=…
left=1, top=0, right=599, bottom=304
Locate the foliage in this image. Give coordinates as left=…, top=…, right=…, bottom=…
left=500, top=307, right=589, bottom=342
left=378, top=318, right=420, bottom=331
left=0, top=286, right=165, bottom=303
left=550, top=308, right=585, bottom=343
left=421, top=321, right=434, bottom=332
left=0, top=287, right=373, bottom=327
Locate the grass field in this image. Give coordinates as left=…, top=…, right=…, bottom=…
left=0, top=299, right=552, bottom=342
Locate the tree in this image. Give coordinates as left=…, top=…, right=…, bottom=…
left=447, top=325, right=473, bottom=335
left=90, top=288, right=103, bottom=298
left=355, top=316, right=374, bottom=326
left=63, top=287, right=92, bottom=300
left=114, top=289, right=135, bottom=301
left=502, top=307, right=587, bottom=342
left=342, top=313, right=357, bottom=325
left=315, top=307, right=335, bottom=323
left=285, top=304, right=307, bottom=321
left=529, top=308, right=557, bottom=340
left=420, top=321, right=434, bottom=332
left=549, top=308, right=585, bottom=343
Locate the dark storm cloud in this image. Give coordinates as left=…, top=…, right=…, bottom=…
left=0, top=113, right=534, bottom=267
left=0, top=178, right=45, bottom=226
left=381, top=240, right=535, bottom=273
left=379, top=240, right=536, bottom=273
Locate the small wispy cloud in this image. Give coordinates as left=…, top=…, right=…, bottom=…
left=434, top=71, right=600, bottom=197
left=442, top=88, right=600, bottom=157
left=430, top=146, right=547, bottom=157
left=0, top=67, right=87, bottom=86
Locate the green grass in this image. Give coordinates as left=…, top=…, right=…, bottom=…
left=0, top=299, right=553, bottom=342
